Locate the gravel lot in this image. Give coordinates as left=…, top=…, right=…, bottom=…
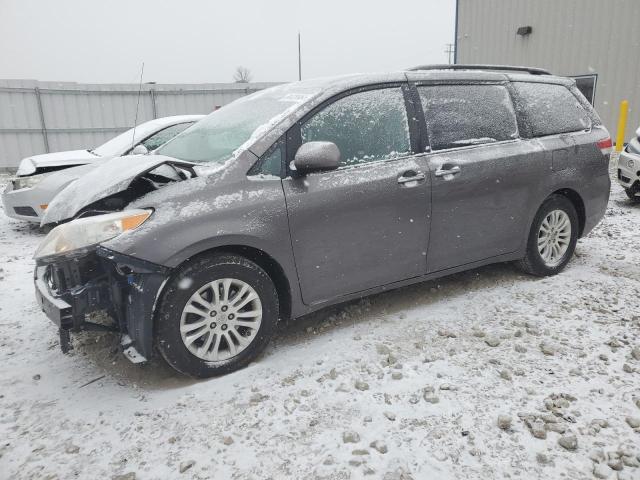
left=0, top=171, right=639, bottom=480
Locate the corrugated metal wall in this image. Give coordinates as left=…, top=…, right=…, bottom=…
left=0, top=79, right=280, bottom=171
left=456, top=0, right=640, bottom=136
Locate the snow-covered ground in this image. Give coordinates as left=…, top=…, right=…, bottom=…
left=1, top=171, right=639, bottom=480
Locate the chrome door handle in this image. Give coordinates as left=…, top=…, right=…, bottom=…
left=434, top=166, right=461, bottom=177
left=397, top=172, right=426, bottom=184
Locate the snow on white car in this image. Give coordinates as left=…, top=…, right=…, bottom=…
left=1, top=115, right=203, bottom=222
left=616, top=125, right=640, bottom=202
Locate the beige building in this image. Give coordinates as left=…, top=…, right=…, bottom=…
left=455, top=0, right=640, bottom=138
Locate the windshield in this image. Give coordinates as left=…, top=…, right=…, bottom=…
left=157, top=86, right=314, bottom=164
left=92, top=126, right=141, bottom=157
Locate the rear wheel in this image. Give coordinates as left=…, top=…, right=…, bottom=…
left=516, top=195, right=578, bottom=276
left=625, top=187, right=640, bottom=203
left=156, top=254, right=279, bottom=378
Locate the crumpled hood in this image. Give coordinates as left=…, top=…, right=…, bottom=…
left=17, top=150, right=98, bottom=176
left=41, top=154, right=195, bottom=225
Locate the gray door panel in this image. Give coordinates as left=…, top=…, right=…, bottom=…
left=283, top=157, right=431, bottom=305
left=426, top=140, right=549, bottom=272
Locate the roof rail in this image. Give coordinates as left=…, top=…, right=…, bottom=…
left=406, top=64, right=552, bottom=76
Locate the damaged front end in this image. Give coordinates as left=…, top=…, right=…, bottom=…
left=40, top=155, right=197, bottom=227
left=33, top=209, right=170, bottom=363
left=35, top=246, right=170, bottom=362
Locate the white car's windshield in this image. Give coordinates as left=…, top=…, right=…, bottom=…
left=157, top=86, right=314, bottom=164
left=92, top=126, right=142, bottom=157
left=92, top=120, right=174, bottom=157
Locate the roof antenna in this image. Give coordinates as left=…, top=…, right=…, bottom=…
left=131, top=62, right=145, bottom=150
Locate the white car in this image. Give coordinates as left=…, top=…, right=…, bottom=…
left=616, top=126, right=640, bottom=202
left=1, top=115, right=203, bottom=222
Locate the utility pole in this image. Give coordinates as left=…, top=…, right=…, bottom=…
left=298, top=32, right=302, bottom=81
left=445, top=43, right=455, bottom=64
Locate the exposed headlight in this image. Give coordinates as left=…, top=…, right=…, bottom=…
left=34, top=209, right=152, bottom=261
left=13, top=173, right=47, bottom=190
left=627, top=158, right=635, bottom=169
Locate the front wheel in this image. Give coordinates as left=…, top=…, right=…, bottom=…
left=516, top=195, right=579, bottom=277
left=155, top=254, right=279, bottom=378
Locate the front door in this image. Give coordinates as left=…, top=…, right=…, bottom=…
left=282, top=86, right=431, bottom=305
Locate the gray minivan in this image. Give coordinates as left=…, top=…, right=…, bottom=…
left=33, top=65, right=612, bottom=377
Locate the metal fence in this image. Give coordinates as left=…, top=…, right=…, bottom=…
left=0, top=79, right=280, bottom=171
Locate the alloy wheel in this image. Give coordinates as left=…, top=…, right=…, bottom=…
left=180, top=278, right=263, bottom=361
left=537, top=209, right=571, bottom=267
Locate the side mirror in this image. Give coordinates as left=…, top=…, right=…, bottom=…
left=293, top=141, right=341, bottom=174
left=131, top=144, right=149, bottom=155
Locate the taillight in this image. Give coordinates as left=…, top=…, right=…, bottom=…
left=597, top=137, right=613, bottom=155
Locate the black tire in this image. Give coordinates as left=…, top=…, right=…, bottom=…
left=625, top=188, right=640, bottom=203
left=516, top=194, right=579, bottom=277
left=155, top=254, right=279, bottom=378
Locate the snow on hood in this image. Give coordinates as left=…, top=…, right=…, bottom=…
left=16, top=150, right=98, bottom=176
left=40, top=154, right=194, bottom=225
left=30, top=163, right=99, bottom=195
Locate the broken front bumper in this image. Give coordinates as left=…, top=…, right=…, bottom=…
left=34, top=246, right=170, bottom=361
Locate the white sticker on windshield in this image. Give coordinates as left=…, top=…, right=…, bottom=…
left=280, top=93, right=311, bottom=103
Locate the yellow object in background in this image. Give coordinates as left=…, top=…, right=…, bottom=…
left=615, top=100, right=629, bottom=152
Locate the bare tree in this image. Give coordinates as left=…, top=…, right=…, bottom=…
left=233, top=66, right=252, bottom=83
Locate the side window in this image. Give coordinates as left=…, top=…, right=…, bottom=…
left=248, top=143, right=283, bottom=178
left=300, top=87, right=411, bottom=167
left=141, top=122, right=194, bottom=151
left=418, top=84, right=518, bottom=151
left=512, top=82, right=591, bottom=137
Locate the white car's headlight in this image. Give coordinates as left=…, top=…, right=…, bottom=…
left=13, top=173, right=47, bottom=190
left=34, top=209, right=152, bottom=260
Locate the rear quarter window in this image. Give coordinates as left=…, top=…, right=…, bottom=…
left=512, top=82, right=591, bottom=137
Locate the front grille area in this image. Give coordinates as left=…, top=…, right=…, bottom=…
left=48, top=253, right=105, bottom=295
left=618, top=169, right=631, bottom=183
left=13, top=206, right=37, bottom=217
left=46, top=264, right=63, bottom=293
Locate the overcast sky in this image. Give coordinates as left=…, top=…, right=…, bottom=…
left=0, top=0, right=455, bottom=84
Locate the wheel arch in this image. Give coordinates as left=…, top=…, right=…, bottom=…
left=161, top=243, right=293, bottom=324
left=551, top=188, right=586, bottom=237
